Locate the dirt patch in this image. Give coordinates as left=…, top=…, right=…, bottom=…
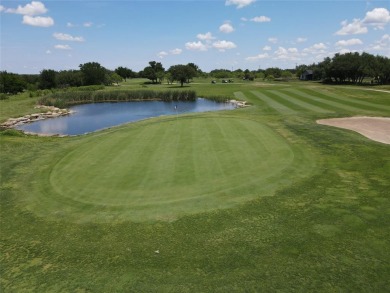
left=317, top=116, right=390, bottom=145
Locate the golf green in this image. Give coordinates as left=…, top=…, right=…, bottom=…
left=29, top=116, right=315, bottom=222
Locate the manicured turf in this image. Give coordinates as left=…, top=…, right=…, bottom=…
left=28, top=116, right=314, bottom=222
left=1, top=80, right=389, bottom=292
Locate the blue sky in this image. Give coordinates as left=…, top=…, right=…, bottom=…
left=1, top=0, right=389, bottom=73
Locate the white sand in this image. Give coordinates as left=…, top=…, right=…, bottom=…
left=317, top=116, right=390, bottom=145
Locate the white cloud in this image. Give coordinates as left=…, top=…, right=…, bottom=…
left=185, top=41, right=208, bottom=51
left=263, top=46, right=272, bottom=51
left=335, top=38, right=363, bottom=47
left=363, top=7, right=390, bottom=29
left=67, top=22, right=76, bottom=27
left=0, top=5, right=5, bottom=12
left=225, top=0, right=256, bottom=9
left=84, top=22, right=93, bottom=27
left=212, top=40, right=237, bottom=52
left=268, top=37, right=278, bottom=44
left=170, top=48, right=182, bottom=55
left=53, top=33, right=84, bottom=42
left=312, top=43, right=327, bottom=50
left=370, top=34, right=390, bottom=51
left=303, top=43, right=328, bottom=54
left=197, top=32, right=215, bottom=41
left=22, top=15, right=54, bottom=27
left=288, top=48, right=298, bottom=53
left=219, top=23, right=234, bottom=33
left=336, top=19, right=368, bottom=35
left=382, top=34, right=390, bottom=41
left=6, top=1, right=47, bottom=16
left=46, top=50, right=52, bottom=54
left=158, top=51, right=168, bottom=59
left=250, top=16, right=271, bottom=23
left=273, top=46, right=300, bottom=60
left=246, top=53, right=269, bottom=61
left=296, top=37, right=307, bottom=43
left=158, top=48, right=182, bottom=59
left=54, top=44, right=72, bottom=50
left=335, top=8, right=389, bottom=36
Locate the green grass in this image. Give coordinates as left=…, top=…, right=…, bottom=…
left=0, top=92, right=42, bottom=123
left=25, top=116, right=314, bottom=223
left=1, top=80, right=390, bottom=292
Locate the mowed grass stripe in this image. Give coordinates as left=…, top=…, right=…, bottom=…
left=283, top=88, right=381, bottom=113
left=267, top=90, right=332, bottom=113
left=50, top=123, right=167, bottom=205
left=38, top=117, right=312, bottom=222
left=307, top=88, right=390, bottom=111
left=234, top=91, right=247, bottom=101
left=250, top=91, right=297, bottom=114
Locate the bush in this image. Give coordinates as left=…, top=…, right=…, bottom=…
left=0, top=93, right=9, bottom=100
left=0, top=129, right=25, bottom=137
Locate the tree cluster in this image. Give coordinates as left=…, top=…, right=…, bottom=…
left=296, top=52, right=390, bottom=84
left=139, top=62, right=201, bottom=86
left=1, top=63, right=134, bottom=94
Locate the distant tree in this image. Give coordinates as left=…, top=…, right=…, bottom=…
left=233, top=69, right=244, bottom=79
left=79, top=62, right=107, bottom=85
left=281, top=70, right=293, bottom=80
left=142, top=61, right=165, bottom=84
left=243, top=69, right=255, bottom=80
left=56, top=70, right=83, bottom=88
left=165, top=72, right=174, bottom=84
left=168, top=64, right=197, bottom=87
left=376, top=55, right=390, bottom=84
left=156, top=71, right=165, bottom=84
left=106, top=72, right=123, bottom=85
left=264, top=67, right=282, bottom=79
left=295, top=64, right=308, bottom=79
left=186, top=63, right=200, bottom=82
left=0, top=71, right=26, bottom=94
left=115, top=66, right=135, bottom=81
left=210, top=69, right=232, bottom=79
left=21, top=74, right=40, bottom=90
left=39, top=69, right=57, bottom=89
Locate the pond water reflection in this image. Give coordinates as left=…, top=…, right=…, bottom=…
left=17, top=98, right=235, bottom=136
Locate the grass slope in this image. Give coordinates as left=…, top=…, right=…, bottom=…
left=1, top=80, right=389, bottom=292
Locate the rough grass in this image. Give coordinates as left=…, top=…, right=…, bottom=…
left=1, top=80, right=389, bottom=292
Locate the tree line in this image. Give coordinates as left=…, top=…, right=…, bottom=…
left=295, top=52, right=390, bottom=84
left=1, top=51, right=389, bottom=95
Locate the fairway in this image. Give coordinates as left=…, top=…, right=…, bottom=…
left=30, top=116, right=314, bottom=222
left=1, top=81, right=389, bottom=292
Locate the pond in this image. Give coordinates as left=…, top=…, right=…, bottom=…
left=16, top=98, right=235, bottom=136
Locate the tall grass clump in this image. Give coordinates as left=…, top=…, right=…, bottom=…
left=38, top=90, right=197, bottom=107
left=66, top=85, right=105, bottom=92
left=203, top=95, right=230, bottom=102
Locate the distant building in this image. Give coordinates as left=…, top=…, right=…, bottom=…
left=300, top=70, right=314, bottom=81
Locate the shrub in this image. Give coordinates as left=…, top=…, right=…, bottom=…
left=0, top=93, right=9, bottom=100
left=0, top=129, right=25, bottom=137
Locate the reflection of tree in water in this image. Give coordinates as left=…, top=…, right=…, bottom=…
left=16, top=100, right=234, bottom=136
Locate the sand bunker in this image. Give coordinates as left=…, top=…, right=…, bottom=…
left=317, top=116, right=390, bottom=145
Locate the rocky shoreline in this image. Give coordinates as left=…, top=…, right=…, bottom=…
left=1, top=105, right=73, bottom=128
left=229, top=100, right=248, bottom=108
